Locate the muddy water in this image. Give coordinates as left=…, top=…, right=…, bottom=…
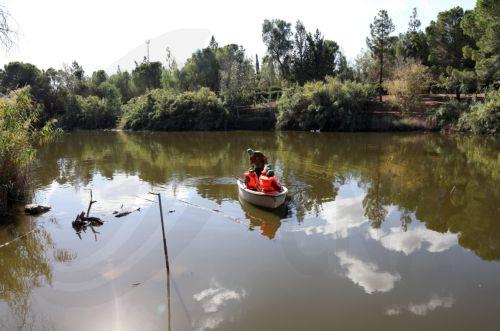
left=0, top=131, right=499, bottom=331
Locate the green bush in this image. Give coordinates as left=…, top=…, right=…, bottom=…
left=458, top=89, right=500, bottom=134
left=120, top=87, right=228, bottom=131
left=62, top=83, right=121, bottom=129
left=0, top=88, right=59, bottom=212
left=427, top=99, right=469, bottom=129
left=276, top=77, right=375, bottom=131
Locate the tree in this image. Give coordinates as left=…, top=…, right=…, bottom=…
left=132, top=58, right=162, bottom=94
left=255, top=54, right=260, bottom=77
left=216, top=44, right=255, bottom=106
left=262, top=19, right=293, bottom=79
left=461, top=0, right=500, bottom=87
left=385, top=60, right=431, bottom=113
left=90, top=69, right=108, bottom=92
left=367, top=10, right=395, bottom=101
left=179, top=47, right=219, bottom=91
left=396, top=8, right=429, bottom=63
left=426, top=6, right=475, bottom=99
left=0, top=5, right=14, bottom=49
left=291, top=20, right=308, bottom=83
left=209, top=35, right=218, bottom=50
left=109, top=68, right=134, bottom=102
left=0, top=62, right=41, bottom=93
left=335, top=52, right=355, bottom=82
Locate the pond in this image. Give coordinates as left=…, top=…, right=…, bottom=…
left=1, top=131, right=500, bottom=331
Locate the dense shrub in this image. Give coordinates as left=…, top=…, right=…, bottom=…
left=385, top=61, right=431, bottom=113
left=119, top=87, right=228, bottom=131
left=61, top=83, right=121, bottom=129
left=427, top=99, right=469, bottom=129
left=458, top=89, right=500, bottom=134
left=0, top=88, right=59, bottom=212
left=276, top=77, right=375, bottom=131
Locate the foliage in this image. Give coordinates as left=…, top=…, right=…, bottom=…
left=367, top=10, right=396, bottom=101
left=217, top=44, right=255, bottom=106
left=262, top=19, right=293, bottom=79
left=426, top=6, right=475, bottom=98
left=427, top=99, right=469, bottom=129
left=179, top=47, right=220, bottom=92
left=262, top=19, right=345, bottom=85
left=458, top=88, right=500, bottom=134
left=120, top=88, right=227, bottom=131
left=461, top=0, right=500, bottom=87
left=385, top=61, right=431, bottom=113
left=395, top=8, right=429, bottom=63
left=131, top=59, right=162, bottom=95
left=276, top=77, right=376, bottom=131
left=0, top=88, right=59, bottom=212
left=109, top=68, right=134, bottom=103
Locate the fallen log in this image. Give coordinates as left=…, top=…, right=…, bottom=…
left=25, top=204, right=51, bottom=215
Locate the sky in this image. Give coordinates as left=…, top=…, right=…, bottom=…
left=0, top=0, right=476, bottom=73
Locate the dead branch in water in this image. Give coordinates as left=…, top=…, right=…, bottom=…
left=72, top=189, right=103, bottom=236
left=113, top=208, right=141, bottom=218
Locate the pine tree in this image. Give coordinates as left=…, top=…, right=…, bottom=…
left=367, top=10, right=395, bottom=102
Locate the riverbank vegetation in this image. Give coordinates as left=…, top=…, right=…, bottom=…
left=0, top=0, right=497, bottom=134
left=0, top=88, right=59, bottom=212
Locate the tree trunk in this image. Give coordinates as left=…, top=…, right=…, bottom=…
left=379, top=53, right=384, bottom=102
left=456, top=89, right=461, bottom=101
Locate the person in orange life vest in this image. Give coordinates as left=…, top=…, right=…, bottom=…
left=243, top=168, right=259, bottom=190
left=259, top=170, right=282, bottom=194
left=261, top=163, right=272, bottom=176
left=246, top=148, right=268, bottom=177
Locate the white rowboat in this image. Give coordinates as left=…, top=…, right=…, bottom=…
left=237, top=179, right=288, bottom=209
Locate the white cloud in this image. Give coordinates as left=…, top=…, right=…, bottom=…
left=368, top=225, right=458, bottom=255
left=336, top=251, right=401, bottom=294
left=386, top=296, right=455, bottom=316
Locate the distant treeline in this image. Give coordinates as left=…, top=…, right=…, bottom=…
left=0, top=0, right=498, bottom=133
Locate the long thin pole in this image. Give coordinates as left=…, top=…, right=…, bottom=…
left=154, top=192, right=170, bottom=273
left=150, top=192, right=171, bottom=330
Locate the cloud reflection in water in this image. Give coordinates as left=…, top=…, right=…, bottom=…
left=336, top=251, right=401, bottom=294
left=193, top=283, right=246, bottom=331
left=386, top=296, right=455, bottom=316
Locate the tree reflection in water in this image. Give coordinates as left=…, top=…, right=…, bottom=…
left=0, top=216, right=75, bottom=330
left=32, top=131, right=500, bottom=261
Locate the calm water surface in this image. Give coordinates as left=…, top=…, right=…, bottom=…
left=1, top=131, right=500, bottom=331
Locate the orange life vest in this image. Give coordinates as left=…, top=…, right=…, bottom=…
left=244, top=172, right=259, bottom=190
left=259, top=175, right=280, bottom=193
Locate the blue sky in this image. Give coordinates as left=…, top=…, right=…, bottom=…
left=0, top=0, right=476, bottom=72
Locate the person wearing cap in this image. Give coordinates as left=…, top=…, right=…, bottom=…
left=259, top=169, right=282, bottom=194
left=261, top=163, right=272, bottom=176
left=243, top=167, right=259, bottom=190
left=245, top=148, right=268, bottom=177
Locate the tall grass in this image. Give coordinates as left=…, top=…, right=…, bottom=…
left=0, top=87, right=59, bottom=213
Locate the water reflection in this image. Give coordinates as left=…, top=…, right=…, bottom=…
left=239, top=198, right=287, bottom=239
left=1, top=131, right=499, bottom=330
left=193, top=282, right=246, bottom=331
left=386, top=296, right=455, bottom=316
left=31, top=131, right=500, bottom=259
left=0, top=216, right=74, bottom=330
left=335, top=251, right=401, bottom=294
left=368, top=224, right=458, bottom=255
